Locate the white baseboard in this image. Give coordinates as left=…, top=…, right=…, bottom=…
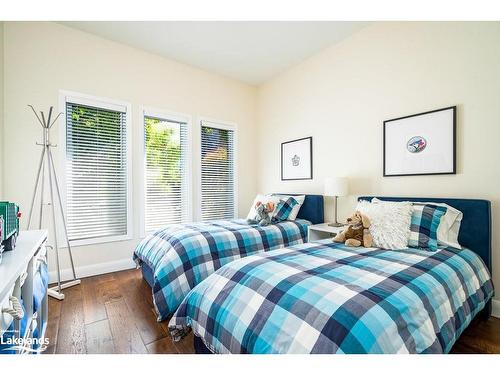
left=492, top=299, right=500, bottom=318
left=48, top=258, right=136, bottom=284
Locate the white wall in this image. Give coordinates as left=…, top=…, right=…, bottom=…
left=2, top=22, right=257, bottom=277
left=257, top=22, right=500, bottom=306
left=0, top=22, right=4, bottom=198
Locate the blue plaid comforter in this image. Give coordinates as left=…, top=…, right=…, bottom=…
left=169, top=241, right=494, bottom=354
left=133, top=219, right=310, bottom=320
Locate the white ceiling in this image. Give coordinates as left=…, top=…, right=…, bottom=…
left=62, top=21, right=368, bottom=85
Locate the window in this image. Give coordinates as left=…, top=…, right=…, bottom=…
left=200, top=120, right=237, bottom=220
left=143, top=110, right=191, bottom=233
left=62, top=92, right=131, bottom=245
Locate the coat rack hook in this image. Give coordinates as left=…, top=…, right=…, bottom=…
left=49, top=112, right=63, bottom=128
left=28, top=105, right=45, bottom=128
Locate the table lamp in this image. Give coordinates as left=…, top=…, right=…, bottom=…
left=324, top=177, right=348, bottom=227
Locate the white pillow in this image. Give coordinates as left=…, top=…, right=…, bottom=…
left=372, top=198, right=462, bottom=249
left=272, top=194, right=305, bottom=220
left=356, top=200, right=412, bottom=249
left=246, top=194, right=280, bottom=220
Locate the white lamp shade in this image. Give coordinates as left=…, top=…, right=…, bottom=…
left=324, top=177, right=348, bottom=197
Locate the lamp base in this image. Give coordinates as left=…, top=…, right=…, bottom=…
left=328, top=222, right=344, bottom=227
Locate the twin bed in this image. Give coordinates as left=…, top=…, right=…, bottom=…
left=134, top=194, right=324, bottom=319
left=133, top=195, right=494, bottom=354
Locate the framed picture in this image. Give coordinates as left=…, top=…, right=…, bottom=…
left=383, top=106, right=456, bottom=177
left=281, top=137, right=313, bottom=180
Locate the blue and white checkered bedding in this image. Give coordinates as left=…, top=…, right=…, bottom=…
left=133, top=219, right=310, bottom=320
left=169, top=241, right=494, bottom=354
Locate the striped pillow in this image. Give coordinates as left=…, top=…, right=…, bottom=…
left=408, top=204, right=447, bottom=251
left=273, top=197, right=299, bottom=222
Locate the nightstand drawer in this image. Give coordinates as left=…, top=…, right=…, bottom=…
left=307, top=223, right=347, bottom=242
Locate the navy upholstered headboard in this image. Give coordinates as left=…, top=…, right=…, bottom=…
left=275, top=194, right=324, bottom=224
left=358, top=196, right=492, bottom=273
left=298, top=195, right=324, bottom=224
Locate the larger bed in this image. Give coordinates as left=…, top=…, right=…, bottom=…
left=134, top=194, right=324, bottom=320
left=168, top=197, right=494, bottom=354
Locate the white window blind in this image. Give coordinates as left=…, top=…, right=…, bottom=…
left=144, top=114, right=189, bottom=232
left=65, top=101, right=129, bottom=242
left=200, top=122, right=236, bottom=220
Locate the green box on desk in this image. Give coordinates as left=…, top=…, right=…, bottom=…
left=0, top=202, right=21, bottom=250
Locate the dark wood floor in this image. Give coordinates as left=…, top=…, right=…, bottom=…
left=45, top=268, right=500, bottom=354
left=45, top=268, right=194, bottom=354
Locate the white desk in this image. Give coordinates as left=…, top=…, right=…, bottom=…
left=0, top=230, right=47, bottom=302
left=0, top=230, right=48, bottom=354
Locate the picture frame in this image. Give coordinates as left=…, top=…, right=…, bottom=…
left=383, top=106, right=456, bottom=177
left=281, top=136, right=313, bottom=181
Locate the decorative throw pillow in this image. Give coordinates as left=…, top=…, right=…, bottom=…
left=356, top=199, right=412, bottom=249
left=373, top=198, right=462, bottom=249
left=272, top=194, right=305, bottom=220
left=246, top=194, right=280, bottom=220
left=413, top=201, right=462, bottom=249
left=273, top=197, right=299, bottom=222
left=408, top=204, right=448, bottom=251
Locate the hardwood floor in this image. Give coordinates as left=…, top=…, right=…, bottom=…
left=451, top=316, right=500, bottom=354
left=45, top=268, right=194, bottom=354
left=45, top=268, right=500, bottom=354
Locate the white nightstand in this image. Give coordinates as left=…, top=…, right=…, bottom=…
left=307, top=223, right=348, bottom=242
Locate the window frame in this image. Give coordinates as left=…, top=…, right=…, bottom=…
left=196, top=117, right=238, bottom=221
left=139, top=107, right=193, bottom=237
left=59, top=90, right=133, bottom=247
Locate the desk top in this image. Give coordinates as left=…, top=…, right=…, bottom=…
left=0, top=230, right=47, bottom=302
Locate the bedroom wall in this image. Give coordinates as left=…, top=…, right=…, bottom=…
left=3, top=22, right=257, bottom=278
left=256, top=22, right=500, bottom=311
left=0, top=22, right=4, bottom=198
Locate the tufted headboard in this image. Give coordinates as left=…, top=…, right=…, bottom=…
left=275, top=194, right=324, bottom=224
left=358, top=196, right=492, bottom=273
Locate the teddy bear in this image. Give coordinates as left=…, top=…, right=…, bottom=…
left=333, top=211, right=373, bottom=247
left=247, top=201, right=276, bottom=226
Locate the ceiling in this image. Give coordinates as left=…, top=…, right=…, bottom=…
left=62, top=21, right=368, bottom=85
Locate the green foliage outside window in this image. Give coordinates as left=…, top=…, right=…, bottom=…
left=145, top=117, right=182, bottom=194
